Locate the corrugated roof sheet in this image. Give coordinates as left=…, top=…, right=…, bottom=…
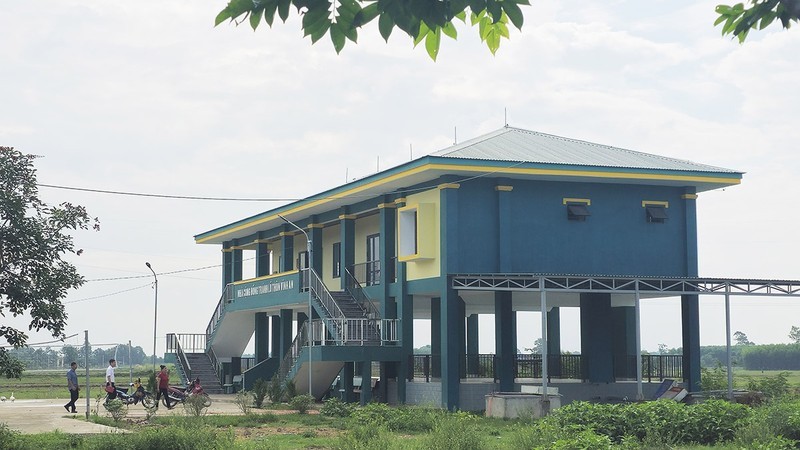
left=430, top=127, right=738, bottom=173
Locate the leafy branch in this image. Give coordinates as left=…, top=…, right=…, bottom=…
left=715, top=0, right=800, bottom=42
left=215, top=0, right=530, bottom=60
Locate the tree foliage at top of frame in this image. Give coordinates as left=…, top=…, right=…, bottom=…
left=715, top=0, right=800, bottom=42
left=215, top=0, right=530, bottom=60
left=0, top=147, right=98, bottom=377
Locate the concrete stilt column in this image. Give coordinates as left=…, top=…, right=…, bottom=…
left=495, top=291, right=514, bottom=391
left=467, top=314, right=479, bottom=375
left=580, top=293, right=614, bottom=383
left=254, top=312, right=269, bottom=364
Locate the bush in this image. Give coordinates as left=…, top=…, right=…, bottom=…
left=284, top=379, right=297, bottom=400
left=735, top=399, right=800, bottom=445
left=289, top=394, right=314, bottom=414
left=252, top=378, right=269, bottom=408
left=103, top=398, right=128, bottom=423
left=746, top=372, right=793, bottom=399
left=183, top=393, right=210, bottom=417
left=423, top=411, right=486, bottom=450
left=550, top=398, right=750, bottom=445
left=335, top=422, right=393, bottom=450
left=700, top=364, right=729, bottom=391
left=267, top=375, right=284, bottom=404
left=320, top=397, right=355, bottom=417
left=235, top=389, right=252, bottom=415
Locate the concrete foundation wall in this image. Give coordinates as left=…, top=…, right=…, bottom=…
left=388, top=380, right=665, bottom=411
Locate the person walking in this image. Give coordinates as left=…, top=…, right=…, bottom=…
left=105, top=358, right=117, bottom=399
left=155, top=365, right=173, bottom=409
left=64, top=362, right=79, bottom=413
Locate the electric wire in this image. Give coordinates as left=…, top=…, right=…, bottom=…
left=63, top=283, right=153, bottom=304
left=36, top=160, right=530, bottom=204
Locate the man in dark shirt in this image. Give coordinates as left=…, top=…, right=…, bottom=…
left=64, top=362, right=79, bottom=413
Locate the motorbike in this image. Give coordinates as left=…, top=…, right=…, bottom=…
left=162, top=378, right=211, bottom=408
left=104, top=378, right=156, bottom=409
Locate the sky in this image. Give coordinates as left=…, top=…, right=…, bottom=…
left=2, top=0, right=799, bottom=359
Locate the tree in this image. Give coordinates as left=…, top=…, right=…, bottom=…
left=715, top=0, right=800, bottom=42
left=0, top=147, right=98, bottom=378
left=216, top=0, right=798, bottom=60
left=215, top=0, right=528, bottom=59
left=789, top=326, right=800, bottom=344
left=733, top=330, right=754, bottom=346
left=62, top=345, right=79, bottom=366
left=524, top=338, right=543, bottom=354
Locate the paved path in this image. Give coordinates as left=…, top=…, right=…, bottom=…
left=0, top=395, right=244, bottom=434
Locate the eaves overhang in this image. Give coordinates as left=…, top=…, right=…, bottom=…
left=195, top=156, right=742, bottom=245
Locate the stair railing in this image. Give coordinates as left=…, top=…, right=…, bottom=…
left=208, top=346, right=222, bottom=385
left=276, top=321, right=309, bottom=381
left=307, top=268, right=345, bottom=320
left=344, top=268, right=381, bottom=320
left=206, top=283, right=234, bottom=345
left=174, top=335, right=193, bottom=384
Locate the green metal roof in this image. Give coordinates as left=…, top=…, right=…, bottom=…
left=432, top=127, right=740, bottom=174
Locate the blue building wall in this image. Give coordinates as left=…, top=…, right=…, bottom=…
left=453, top=178, right=690, bottom=276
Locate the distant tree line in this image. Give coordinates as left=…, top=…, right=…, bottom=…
left=6, top=344, right=158, bottom=371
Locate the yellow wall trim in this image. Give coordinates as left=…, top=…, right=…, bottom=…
left=232, top=270, right=299, bottom=286
left=221, top=248, right=234, bottom=253
left=307, top=223, right=324, bottom=229
left=563, top=197, right=591, bottom=205
left=197, top=161, right=739, bottom=244
left=279, top=231, right=296, bottom=237
left=495, top=185, right=513, bottom=192
left=681, top=194, right=699, bottom=200
left=339, top=214, right=358, bottom=220
left=378, top=203, right=396, bottom=209
left=642, top=200, right=669, bottom=208
left=393, top=197, right=406, bottom=205
left=438, top=183, right=461, bottom=190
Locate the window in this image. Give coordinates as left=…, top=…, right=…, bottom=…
left=332, top=242, right=341, bottom=278
left=398, top=203, right=434, bottom=261
left=298, top=251, right=309, bottom=270
left=567, top=203, right=590, bottom=221
left=646, top=206, right=668, bottom=223
left=563, top=198, right=591, bottom=221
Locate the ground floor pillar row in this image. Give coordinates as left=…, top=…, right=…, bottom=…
left=495, top=291, right=514, bottom=391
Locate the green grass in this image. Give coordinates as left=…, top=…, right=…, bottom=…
left=734, top=369, right=800, bottom=386
left=0, top=365, right=166, bottom=399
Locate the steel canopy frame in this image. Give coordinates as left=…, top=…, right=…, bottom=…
left=451, top=274, right=800, bottom=403
left=452, top=274, right=800, bottom=297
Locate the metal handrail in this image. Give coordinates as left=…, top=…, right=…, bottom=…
left=208, top=346, right=221, bottom=382
left=206, top=283, right=233, bottom=344
left=174, top=335, right=193, bottom=383
left=277, top=321, right=309, bottom=381
left=344, top=267, right=381, bottom=320
left=307, top=268, right=345, bottom=321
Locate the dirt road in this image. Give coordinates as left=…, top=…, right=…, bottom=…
left=0, top=395, right=244, bottom=434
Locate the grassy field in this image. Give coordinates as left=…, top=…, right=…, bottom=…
left=0, top=365, right=165, bottom=399
left=734, top=368, right=800, bottom=386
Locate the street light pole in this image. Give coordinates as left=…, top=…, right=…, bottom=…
left=278, top=214, right=313, bottom=398
left=146, top=262, right=158, bottom=372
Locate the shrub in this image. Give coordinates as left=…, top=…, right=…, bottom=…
left=289, top=394, right=314, bottom=414
left=183, top=393, right=210, bottom=417
left=684, top=399, right=750, bottom=444
left=700, top=364, right=729, bottom=391
left=267, top=375, right=284, bottom=404
left=735, top=399, right=800, bottom=444
left=103, top=398, right=128, bottom=423
left=335, top=422, right=392, bottom=450
left=320, top=397, right=355, bottom=417
left=252, top=378, right=269, bottom=408
left=746, top=372, right=793, bottom=399
left=235, top=389, right=252, bottom=415
left=284, top=379, right=297, bottom=400
left=0, top=423, right=19, bottom=449
left=423, top=411, right=486, bottom=450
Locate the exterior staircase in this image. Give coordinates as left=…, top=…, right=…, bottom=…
left=176, top=352, right=225, bottom=394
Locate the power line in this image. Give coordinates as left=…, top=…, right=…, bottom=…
left=37, top=184, right=298, bottom=202
left=85, top=262, right=223, bottom=282
left=64, top=283, right=152, bottom=304
left=36, top=160, right=529, bottom=204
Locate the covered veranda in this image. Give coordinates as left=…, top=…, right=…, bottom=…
left=451, top=274, right=800, bottom=402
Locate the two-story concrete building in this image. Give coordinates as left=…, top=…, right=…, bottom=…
left=172, top=126, right=745, bottom=410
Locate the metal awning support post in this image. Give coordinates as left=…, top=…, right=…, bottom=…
left=540, top=278, right=550, bottom=414
left=725, top=283, right=733, bottom=401
left=635, top=280, right=643, bottom=400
